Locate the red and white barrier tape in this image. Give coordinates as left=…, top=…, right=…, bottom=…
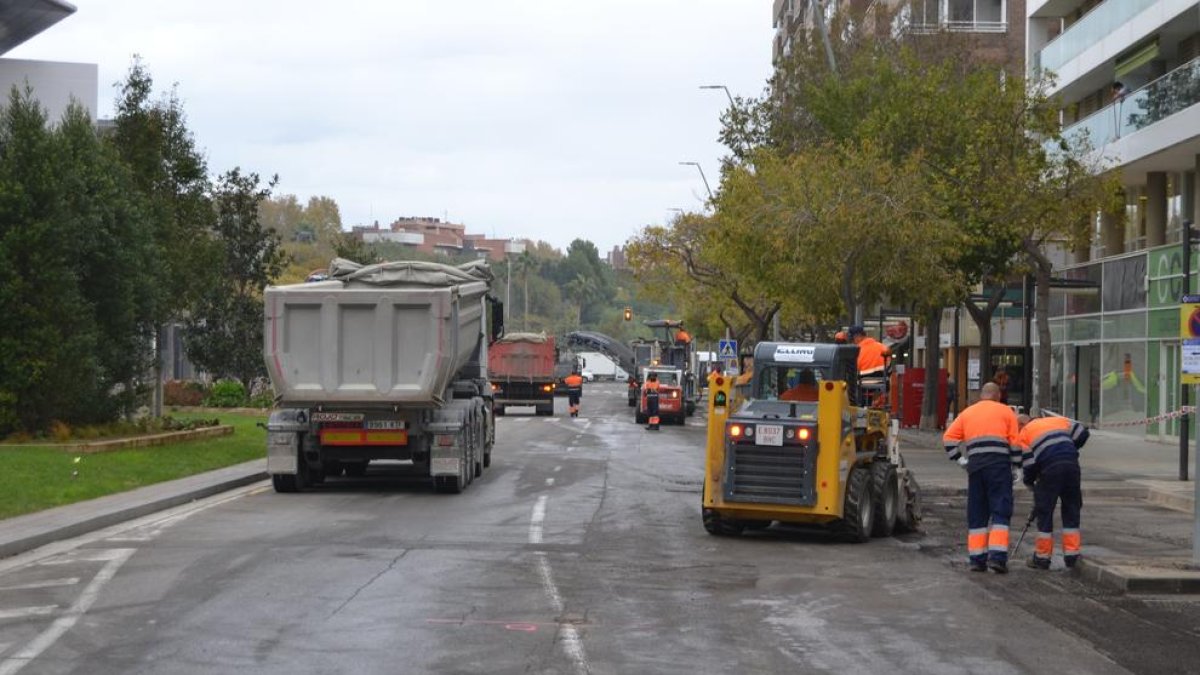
left=1084, top=401, right=1195, bottom=427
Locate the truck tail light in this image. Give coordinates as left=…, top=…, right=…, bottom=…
left=542, top=384, right=553, bottom=392
left=436, top=434, right=455, bottom=447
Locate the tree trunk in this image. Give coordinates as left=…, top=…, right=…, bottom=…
left=523, top=274, right=529, bottom=331
left=920, top=305, right=943, bottom=430
left=962, top=285, right=1006, bottom=394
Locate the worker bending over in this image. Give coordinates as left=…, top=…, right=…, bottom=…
left=1016, top=414, right=1089, bottom=569
left=943, top=382, right=1022, bottom=573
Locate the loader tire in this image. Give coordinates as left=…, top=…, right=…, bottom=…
left=834, top=465, right=874, bottom=543
left=701, top=485, right=744, bottom=536
left=870, top=462, right=899, bottom=538
left=702, top=509, right=745, bottom=537
left=895, top=470, right=923, bottom=533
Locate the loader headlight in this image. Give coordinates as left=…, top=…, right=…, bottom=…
left=798, top=428, right=811, bottom=441
left=729, top=424, right=743, bottom=438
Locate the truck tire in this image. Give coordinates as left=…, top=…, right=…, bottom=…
left=834, top=465, right=874, bottom=543
left=869, top=462, right=899, bottom=538
left=434, top=456, right=466, bottom=494
left=483, top=449, right=492, bottom=468
left=536, top=405, right=553, bottom=416
left=272, top=474, right=299, bottom=493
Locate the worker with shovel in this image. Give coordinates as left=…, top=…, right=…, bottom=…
left=1016, top=413, right=1089, bottom=569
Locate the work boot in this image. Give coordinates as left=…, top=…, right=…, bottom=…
left=1026, top=556, right=1051, bottom=570
left=988, top=560, right=1008, bottom=574
left=969, top=561, right=987, bottom=573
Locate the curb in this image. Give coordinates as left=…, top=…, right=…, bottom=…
left=0, top=468, right=267, bottom=560
left=1078, top=558, right=1200, bottom=594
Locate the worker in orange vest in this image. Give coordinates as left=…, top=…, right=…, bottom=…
left=643, top=372, right=661, bottom=431
left=943, top=382, right=1022, bottom=573
left=564, top=370, right=585, bottom=418
left=848, top=325, right=890, bottom=378
left=1016, top=414, right=1089, bottom=570
left=780, top=368, right=819, bottom=402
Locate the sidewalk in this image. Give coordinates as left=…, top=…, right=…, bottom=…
left=902, top=427, right=1200, bottom=593
left=0, top=459, right=266, bottom=560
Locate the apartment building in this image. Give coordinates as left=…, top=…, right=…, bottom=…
left=1027, top=0, right=1200, bottom=437
left=354, top=217, right=526, bottom=262
left=0, top=1, right=97, bottom=122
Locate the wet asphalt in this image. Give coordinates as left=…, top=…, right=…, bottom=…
left=0, top=383, right=1196, bottom=674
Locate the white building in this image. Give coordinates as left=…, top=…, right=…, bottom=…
left=1027, top=1, right=1200, bottom=436
left=0, top=1, right=97, bottom=122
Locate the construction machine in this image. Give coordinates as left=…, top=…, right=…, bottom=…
left=702, top=342, right=921, bottom=541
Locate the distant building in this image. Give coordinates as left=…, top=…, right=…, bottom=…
left=0, top=1, right=98, bottom=122
left=354, top=216, right=525, bottom=262
left=606, top=245, right=628, bottom=270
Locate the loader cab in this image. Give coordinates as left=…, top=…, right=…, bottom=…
left=749, top=342, right=862, bottom=408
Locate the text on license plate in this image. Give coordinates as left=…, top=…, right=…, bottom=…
left=756, top=424, right=783, bottom=446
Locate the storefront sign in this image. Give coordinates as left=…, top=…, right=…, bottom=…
left=1180, top=295, right=1200, bottom=384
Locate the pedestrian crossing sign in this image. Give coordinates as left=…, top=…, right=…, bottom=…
left=718, top=339, right=737, bottom=360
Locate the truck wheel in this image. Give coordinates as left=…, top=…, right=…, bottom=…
left=536, top=405, right=553, bottom=416
left=272, top=474, right=299, bottom=493
left=742, top=520, right=773, bottom=531
left=834, top=465, right=874, bottom=543
left=434, top=457, right=466, bottom=494
left=869, top=462, right=899, bottom=538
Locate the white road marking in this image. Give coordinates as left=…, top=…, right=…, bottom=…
left=545, top=478, right=555, bottom=487
left=0, top=548, right=135, bottom=675
left=529, top=496, right=547, bottom=545
left=528, top=500, right=587, bottom=674
left=0, top=483, right=263, bottom=577
left=0, top=606, right=57, bottom=620
left=553, top=465, right=562, bottom=473
left=0, top=578, right=79, bottom=592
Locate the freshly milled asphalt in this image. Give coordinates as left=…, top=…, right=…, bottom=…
left=0, top=383, right=1195, bottom=674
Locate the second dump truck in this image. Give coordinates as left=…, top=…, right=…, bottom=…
left=702, top=342, right=921, bottom=541
left=263, top=258, right=502, bottom=494
left=489, top=332, right=557, bottom=416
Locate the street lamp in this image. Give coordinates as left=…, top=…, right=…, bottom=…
left=699, top=84, right=735, bottom=108
left=679, top=161, right=714, bottom=200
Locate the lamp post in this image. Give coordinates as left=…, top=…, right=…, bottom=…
left=679, top=161, right=714, bottom=200
left=699, top=84, right=735, bottom=108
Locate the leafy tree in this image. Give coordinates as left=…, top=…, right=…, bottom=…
left=185, top=169, right=288, bottom=386
left=109, top=57, right=218, bottom=414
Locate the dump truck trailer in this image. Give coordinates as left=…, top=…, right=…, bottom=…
left=490, top=333, right=556, bottom=416
left=263, top=258, right=501, bottom=494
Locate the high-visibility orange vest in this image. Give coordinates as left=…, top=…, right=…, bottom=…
left=943, top=399, right=1020, bottom=465
left=565, top=374, right=584, bottom=388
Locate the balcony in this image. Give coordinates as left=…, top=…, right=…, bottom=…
left=907, top=20, right=1007, bottom=34
left=903, top=0, right=1007, bottom=35
left=1035, top=0, right=1158, bottom=74
left=1062, top=55, right=1200, bottom=154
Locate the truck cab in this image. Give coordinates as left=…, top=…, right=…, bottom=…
left=636, top=366, right=685, bottom=425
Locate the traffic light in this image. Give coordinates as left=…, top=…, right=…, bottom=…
left=623, top=307, right=632, bottom=321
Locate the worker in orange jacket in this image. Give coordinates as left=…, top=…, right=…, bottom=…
left=848, top=325, right=890, bottom=378
left=943, top=382, right=1021, bottom=573
left=643, top=372, right=661, bottom=431
left=564, top=371, right=585, bottom=418
left=1017, top=414, right=1089, bottom=569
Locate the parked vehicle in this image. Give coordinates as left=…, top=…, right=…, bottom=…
left=263, top=258, right=502, bottom=494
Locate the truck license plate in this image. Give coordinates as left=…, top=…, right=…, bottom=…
left=756, top=424, right=783, bottom=446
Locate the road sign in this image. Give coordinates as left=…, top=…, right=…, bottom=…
left=718, top=339, right=737, bottom=360
left=1181, top=297, right=1200, bottom=384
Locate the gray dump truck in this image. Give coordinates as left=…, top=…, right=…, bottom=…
left=263, top=258, right=502, bottom=493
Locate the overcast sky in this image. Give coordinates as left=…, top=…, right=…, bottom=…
left=9, top=1, right=773, bottom=253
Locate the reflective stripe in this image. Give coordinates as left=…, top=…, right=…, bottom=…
left=1030, top=431, right=1072, bottom=456
left=987, top=525, right=1009, bottom=551
left=968, top=528, right=988, bottom=555
left=1035, top=532, right=1053, bottom=557
left=1062, top=529, right=1081, bottom=554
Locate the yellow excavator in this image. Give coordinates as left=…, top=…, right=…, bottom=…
left=702, top=342, right=921, bottom=541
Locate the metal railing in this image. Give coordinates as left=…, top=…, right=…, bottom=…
left=1062, top=55, right=1200, bottom=149
left=1035, top=0, right=1158, bottom=73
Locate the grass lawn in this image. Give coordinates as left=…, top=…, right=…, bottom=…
left=0, top=410, right=267, bottom=520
